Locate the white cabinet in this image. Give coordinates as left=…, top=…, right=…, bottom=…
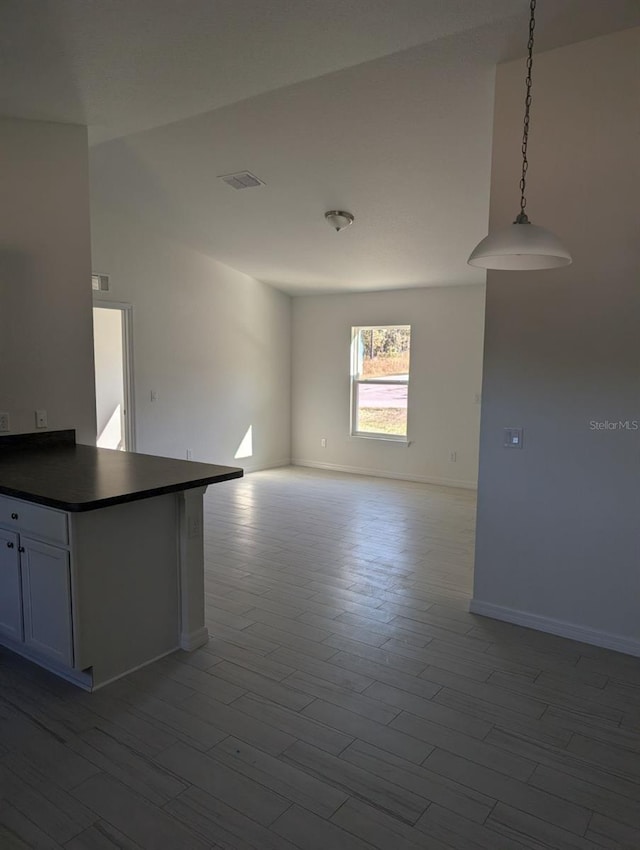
left=0, top=487, right=204, bottom=691
left=21, top=537, right=73, bottom=667
left=0, top=497, right=73, bottom=669
left=0, top=528, right=23, bottom=642
left=0, top=496, right=68, bottom=544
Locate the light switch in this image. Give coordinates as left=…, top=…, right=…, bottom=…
left=503, top=427, right=523, bottom=448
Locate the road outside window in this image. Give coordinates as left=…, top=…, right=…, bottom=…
left=350, top=326, right=410, bottom=439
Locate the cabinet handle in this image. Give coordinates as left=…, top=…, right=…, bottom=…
left=6, top=541, right=14, bottom=548
left=18, top=546, right=24, bottom=553
left=10, top=513, right=18, bottom=520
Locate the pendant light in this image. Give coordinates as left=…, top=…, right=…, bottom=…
left=468, top=0, right=571, bottom=270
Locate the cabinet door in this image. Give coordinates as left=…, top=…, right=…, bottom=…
left=21, top=538, right=73, bottom=667
left=0, top=528, right=22, bottom=642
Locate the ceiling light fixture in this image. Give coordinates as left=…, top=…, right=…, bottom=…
left=468, top=0, right=571, bottom=271
left=325, top=210, right=354, bottom=232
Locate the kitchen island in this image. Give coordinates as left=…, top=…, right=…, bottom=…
left=0, top=430, right=242, bottom=690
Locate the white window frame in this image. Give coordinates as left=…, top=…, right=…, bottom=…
left=350, top=324, right=411, bottom=442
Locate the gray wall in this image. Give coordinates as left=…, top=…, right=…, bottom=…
left=90, top=204, right=291, bottom=470
left=292, top=285, right=485, bottom=488
left=0, top=118, right=96, bottom=443
left=472, top=28, right=640, bottom=653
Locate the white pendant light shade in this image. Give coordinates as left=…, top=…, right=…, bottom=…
left=467, top=0, right=572, bottom=273
left=468, top=220, right=572, bottom=270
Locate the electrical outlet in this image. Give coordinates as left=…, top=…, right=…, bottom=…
left=321, top=437, right=327, bottom=448
left=449, top=451, right=457, bottom=462
left=150, top=390, right=158, bottom=402
left=186, top=449, right=193, bottom=460
left=35, top=409, right=47, bottom=428
left=0, top=412, right=9, bottom=432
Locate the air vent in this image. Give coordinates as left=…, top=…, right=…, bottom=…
left=218, top=171, right=265, bottom=190
left=92, top=273, right=110, bottom=292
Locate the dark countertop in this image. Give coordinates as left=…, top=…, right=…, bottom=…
left=0, top=433, right=243, bottom=512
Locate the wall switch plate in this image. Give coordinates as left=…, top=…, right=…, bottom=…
left=321, top=437, right=327, bottom=448
left=150, top=390, right=158, bottom=402
left=0, top=412, right=9, bottom=431
left=449, top=451, right=457, bottom=462
left=35, top=409, right=47, bottom=428
left=503, top=427, right=524, bottom=448
left=186, top=449, right=193, bottom=460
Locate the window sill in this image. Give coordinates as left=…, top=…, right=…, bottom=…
left=349, top=433, right=411, bottom=446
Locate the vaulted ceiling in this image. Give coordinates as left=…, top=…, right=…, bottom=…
left=3, top=0, right=639, bottom=292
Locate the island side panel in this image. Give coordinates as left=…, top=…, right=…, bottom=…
left=69, top=493, right=180, bottom=687
left=176, top=486, right=209, bottom=650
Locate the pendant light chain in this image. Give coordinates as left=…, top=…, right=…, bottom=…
left=517, top=0, right=536, bottom=224
left=467, top=0, right=572, bottom=268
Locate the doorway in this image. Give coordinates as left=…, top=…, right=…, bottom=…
left=92, top=302, right=135, bottom=451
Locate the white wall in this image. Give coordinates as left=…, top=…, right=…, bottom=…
left=0, top=118, right=96, bottom=443
left=292, top=286, right=485, bottom=487
left=90, top=205, right=291, bottom=470
left=472, top=28, right=640, bottom=654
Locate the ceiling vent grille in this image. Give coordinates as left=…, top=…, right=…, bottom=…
left=92, top=273, right=110, bottom=292
left=218, top=171, right=265, bottom=190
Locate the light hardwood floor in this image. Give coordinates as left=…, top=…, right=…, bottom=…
left=1, top=466, right=640, bottom=849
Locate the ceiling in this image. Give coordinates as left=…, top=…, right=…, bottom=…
left=3, top=0, right=640, bottom=293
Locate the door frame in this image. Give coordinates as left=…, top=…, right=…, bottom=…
left=92, top=299, right=136, bottom=452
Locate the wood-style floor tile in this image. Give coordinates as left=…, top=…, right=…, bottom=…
left=415, top=802, right=529, bottom=850
left=282, top=740, right=428, bottom=824
left=0, top=802, right=63, bottom=849
left=271, top=803, right=373, bottom=850
left=424, top=747, right=592, bottom=835
left=282, top=670, right=401, bottom=724
left=65, top=820, right=144, bottom=849
left=586, top=812, right=640, bottom=849
left=165, top=784, right=296, bottom=850
left=339, top=739, right=495, bottom=824
left=154, top=741, right=291, bottom=826
left=212, top=736, right=348, bottom=819
left=487, top=801, right=605, bottom=850
left=331, top=797, right=446, bottom=850
left=362, top=680, right=492, bottom=739
left=2, top=467, right=640, bottom=849
left=71, top=773, right=208, bottom=850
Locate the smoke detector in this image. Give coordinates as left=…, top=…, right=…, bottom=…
left=325, top=210, right=354, bottom=232
left=218, top=171, right=265, bottom=190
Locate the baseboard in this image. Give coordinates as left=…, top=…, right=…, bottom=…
left=292, top=459, right=477, bottom=491
left=92, top=644, right=180, bottom=691
left=0, top=637, right=93, bottom=690
left=469, top=599, right=640, bottom=658
left=240, top=458, right=291, bottom=474
left=180, top=626, right=209, bottom=652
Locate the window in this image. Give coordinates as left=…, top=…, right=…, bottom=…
left=350, top=325, right=411, bottom=440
